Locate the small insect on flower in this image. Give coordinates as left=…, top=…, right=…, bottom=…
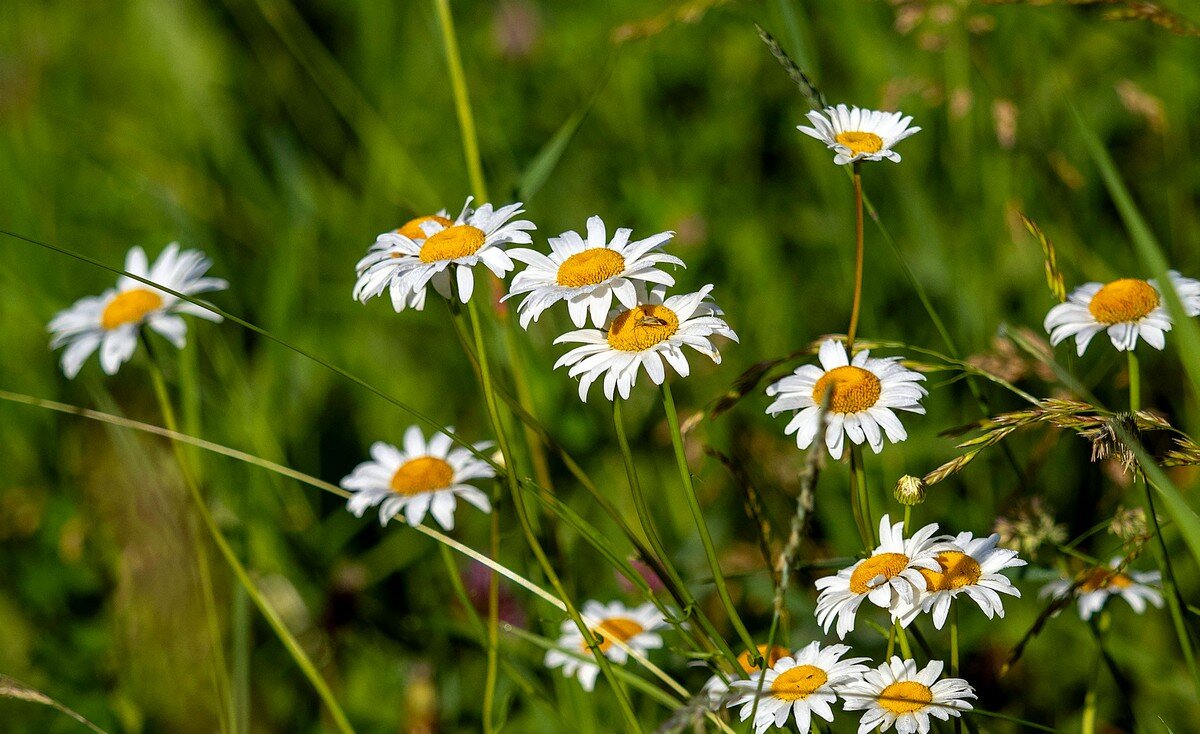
left=544, top=601, right=666, bottom=691
left=553, top=284, right=738, bottom=401
left=766, top=339, right=927, bottom=460
left=894, top=531, right=1026, bottom=630
left=1040, top=557, right=1163, bottom=621
left=48, top=243, right=228, bottom=378
left=815, top=515, right=953, bottom=639
left=340, top=426, right=495, bottom=530
left=840, top=658, right=975, bottom=734
left=726, top=642, right=869, bottom=734
left=1044, top=271, right=1200, bottom=355
left=702, top=644, right=791, bottom=706
left=505, top=215, right=684, bottom=329
left=797, top=104, right=921, bottom=165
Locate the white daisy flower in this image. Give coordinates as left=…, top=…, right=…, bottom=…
left=354, top=210, right=453, bottom=276
left=894, top=531, right=1026, bottom=630
left=504, top=216, right=684, bottom=329
left=815, top=515, right=952, bottom=639
left=339, top=426, right=495, bottom=530
left=1044, top=272, right=1200, bottom=355
left=841, top=657, right=975, bottom=734
left=797, top=104, right=921, bottom=165
left=553, top=284, right=738, bottom=402
left=543, top=600, right=665, bottom=691
left=1039, top=557, right=1163, bottom=621
left=727, top=642, right=869, bottom=734
left=766, top=339, right=927, bottom=460
left=47, top=243, right=227, bottom=379
left=702, top=644, right=792, bottom=706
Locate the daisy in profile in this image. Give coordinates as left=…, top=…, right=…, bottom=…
left=702, top=644, right=791, bottom=705
left=1045, top=272, right=1200, bottom=355
left=544, top=601, right=665, bottom=691
left=797, top=104, right=921, bottom=165
left=816, top=515, right=951, bottom=639
left=895, top=531, right=1026, bottom=630
left=48, top=243, right=227, bottom=378
left=339, top=426, right=495, bottom=530
left=841, top=658, right=975, bottom=734
left=727, top=642, right=869, bottom=734
left=1040, top=558, right=1163, bottom=621
left=505, top=216, right=684, bottom=329
left=766, top=339, right=927, bottom=460
left=553, top=284, right=737, bottom=401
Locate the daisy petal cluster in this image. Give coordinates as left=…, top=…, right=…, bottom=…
left=841, top=658, right=975, bottom=734
left=798, top=104, right=921, bottom=165
left=702, top=644, right=791, bottom=706
left=353, top=210, right=453, bottom=309
left=544, top=601, right=665, bottom=691
left=895, top=531, right=1026, bottom=629
left=1044, top=271, right=1200, bottom=355
left=1040, top=557, right=1163, bottom=620
left=727, top=642, right=869, bottom=734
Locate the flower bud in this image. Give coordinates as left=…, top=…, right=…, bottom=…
left=894, top=475, right=927, bottom=506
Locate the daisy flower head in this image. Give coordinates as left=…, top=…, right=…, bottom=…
left=544, top=601, right=665, bottom=691
left=553, top=284, right=738, bottom=401
left=702, top=644, right=791, bottom=705
left=797, top=104, right=921, bottom=165
left=339, top=426, right=495, bottom=530
left=48, top=243, right=227, bottom=378
left=1044, top=272, right=1200, bottom=355
left=1039, top=557, right=1163, bottom=621
left=815, top=515, right=951, bottom=639
left=895, top=531, right=1026, bottom=630
left=841, top=658, right=975, bottom=734
left=354, top=210, right=452, bottom=279
left=727, top=642, right=869, bottom=734
left=766, top=339, right=927, bottom=460
left=505, top=216, right=684, bottom=329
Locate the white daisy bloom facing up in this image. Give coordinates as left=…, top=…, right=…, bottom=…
left=48, top=243, right=228, bottom=379
left=339, top=426, right=495, bottom=530
left=797, top=104, right=921, bottom=165
left=841, top=658, right=975, bottom=734
left=815, top=515, right=952, bottom=639
left=544, top=601, right=665, bottom=691
left=1039, top=557, right=1163, bottom=621
left=766, top=339, right=927, bottom=460
left=1044, top=272, right=1200, bottom=355
left=553, top=284, right=738, bottom=402
left=727, top=642, right=869, bottom=734
left=894, top=531, right=1026, bottom=630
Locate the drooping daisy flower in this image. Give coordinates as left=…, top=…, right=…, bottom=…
left=339, top=426, right=495, bottom=530
left=895, top=531, right=1026, bottom=630
left=543, top=600, right=665, bottom=691
left=553, top=284, right=738, bottom=401
left=727, top=642, right=869, bottom=734
left=1044, top=272, right=1200, bottom=355
left=702, top=644, right=791, bottom=705
left=1039, top=557, right=1163, bottom=621
left=815, top=515, right=951, bottom=639
left=505, top=216, right=684, bottom=329
left=47, top=243, right=227, bottom=378
left=766, top=339, right=927, bottom=460
left=841, top=658, right=975, bottom=734
left=797, top=104, right=921, bottom=165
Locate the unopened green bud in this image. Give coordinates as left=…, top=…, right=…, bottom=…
left=894, top=475, right=927, bottom=506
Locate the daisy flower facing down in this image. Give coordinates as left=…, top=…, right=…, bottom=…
left=727, top=642, right=869, bottom=734
left=553, top=284, right=738, bottom=401
left=339, top=426, right=495, bottom=530
left=841, top=658, right=975, bottom=734
left=766, top=339, right=927, bottom=460
left=896, top=531, right=1026, bottom=630
left=48, top=243, right=227, bottom=378
left=815, top=515, right=950, bottom=639
left=505, top=216, right=684, bottom=329
left=1044, top=272, right=1200, bottom=355
left=544, top=601, right=665, bottom=691
left=1040, top=558, right=1163, bottom=621
left=797, top=104, right=921, bottom=165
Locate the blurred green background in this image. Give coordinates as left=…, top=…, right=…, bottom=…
left=3, top=0, right=1200, bottom=731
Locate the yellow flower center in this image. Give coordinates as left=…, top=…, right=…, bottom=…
left=1078, top=567, right=1133, bottom=592
left=878, top=681, right=933, bottom=714
left=919, top=551, right=983, bottom=592
left=812, top=365, right=882, bottom=414
left=835, top=131, right=884, bottom=157
left=1088, top=279, right=1160, bottom=324
left=419, top=224, right=486, bottom=263
left=606, top=304, right=680, bottom=352
left=849, top=552, right=910, bottom=594
left=737, top=645, right=790, bottom=674
left=389, top=456, right=455, bottom=496
left=556, top=249, right=626, bottom=288
left=770, top=665, right=829, bottom=702
left=584, top=617, right=644, bottom=654
left=396, top=214, right=453, bottom=240
left=100, top=288, right=164, bottom=330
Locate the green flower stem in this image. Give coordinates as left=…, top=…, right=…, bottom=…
left=950, top=603, right=962, bottom=734
left=895, top=624, right=913, bottom=660
left=433, top=0, right=485, bottom=202
left=850, top=446, right=875, bottom=548
left=1081, top=613, right=1109, bottom=734
left=847, top=161, right=865, bottom=349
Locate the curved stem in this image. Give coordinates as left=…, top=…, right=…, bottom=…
left=847, top=161, right=865, bottom=349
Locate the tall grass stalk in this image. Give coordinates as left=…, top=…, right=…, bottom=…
left=848, top=161, right=865, bottom=349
